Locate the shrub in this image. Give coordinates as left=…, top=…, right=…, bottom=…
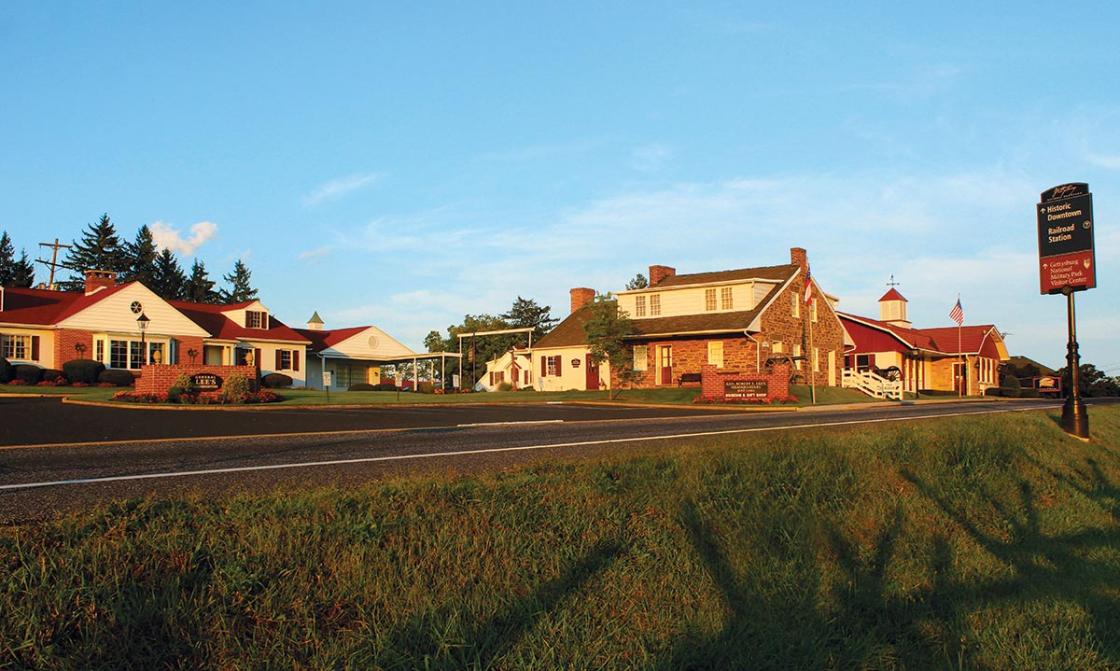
left=1020, top=388, right=1041, bottom=398
left=497, top=382, right=514, bottom=392
left=113, top=391, right=169, bottom=404
left=417, top=381, right=436, bottom=394
left=221, top=374, right=251, bottom=404
left=348, top=383, right=376, bottom=391
left=63, top=359, right=105, bottom=384
left=999, top=375, right=1021, bottom=399
left=984, top=387, right=1002, bottom=397
left=0, top=357, right=11, bottom=383
left=261, top=373, right=294, bottom=389
left=40, top=369, right=67, bottom=384
left=13, top=365, right=42, bottom=385
left=167, top=373, right=197, bottom=403
left=98, top=369, right=136, bottom=387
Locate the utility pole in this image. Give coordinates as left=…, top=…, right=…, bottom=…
left=37, top=238, right=71, bottom=290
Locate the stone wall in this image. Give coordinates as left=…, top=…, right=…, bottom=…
left=135, top=364, right=258, bottom=394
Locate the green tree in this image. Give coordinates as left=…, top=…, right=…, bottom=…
left=437, top=314, right=518, bottom=387
left=12, top=249, right=35, bottom=288
left=1057, top=363, right=1119, bottom=398
left=62, top=214, right=128, bottom=290
left=219, top=259, right=258, bottom=303
left=183, top=259, right=218, bottom=303
left=151, top=249, right=187, bottom=299
left=583, top=294, right=642, bottom=399
left=0, top=232, right=16, bottom=286
left=625, top=273, right=649, bottom=290
left=424, top=330, right=449, bottom=353
left=500, top=296, right=557, bottom=339
left=122, top=225, right=159, bottom=286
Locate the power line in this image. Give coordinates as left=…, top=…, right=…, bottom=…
left=36, top=238, right=72, bottom=290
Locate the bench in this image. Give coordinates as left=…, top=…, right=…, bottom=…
left=678, top=373, right=702, bottom=387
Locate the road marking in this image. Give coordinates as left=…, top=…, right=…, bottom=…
left=457, top=420, right=565, bottom=427
left=0, top=404, right=1062, bottom=492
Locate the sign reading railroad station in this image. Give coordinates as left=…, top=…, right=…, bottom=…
left=1037, top=182, right=1096, bottom=294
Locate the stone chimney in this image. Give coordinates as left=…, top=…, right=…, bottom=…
left=306, top=311, right=325, bottom=331
left=648, top=265, right=676, bottom=287
left=84, top=270, right=116, bottom=295
left=570, top=287, right=596, bottom=314
left=790, top=247, right=808, bottom=275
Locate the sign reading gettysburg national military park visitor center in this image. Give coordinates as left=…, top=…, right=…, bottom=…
left=1037, top=183, right=1097, bottom=294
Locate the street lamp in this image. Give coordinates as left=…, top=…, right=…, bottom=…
left=137, top=312, right=150, bottom=367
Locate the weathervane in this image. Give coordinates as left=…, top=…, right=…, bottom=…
left=886, top=274, right=900, bottom=288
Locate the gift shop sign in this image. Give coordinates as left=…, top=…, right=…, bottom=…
left=1037, top=183, right=1096, bottom=294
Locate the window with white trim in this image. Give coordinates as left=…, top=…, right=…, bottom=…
left=1, top=334, right=30, bottom=360
left=771, top=341, right=783, bottom=354
left=546, top=356, right=559, bottom=376
left=791, top=292, right=800, bottom=318
left=149, top=342, right=164, bottom=365
left=110, top=340, right=129, bottom=369
left=95, top=339, right=104, bottom=363
left=720, top=287, right=733, bottom=310
left=813, top=347, right=820, bottom=372
left=278, top=349, right=293, bottom=370
left=793, top=343, right=802, bottom=369
left=649, top=294, right=661, bottom=316
left=707, top=341, right=724, bottom=367
left=633, top=345, right=648, bottom=371
left=245, top=310, right=266, bottom=329
left=635, top=295, right=646, bottom=317
left=704, top=288, right=716, bottom=311
left=811, top=300, right=818, bottom=323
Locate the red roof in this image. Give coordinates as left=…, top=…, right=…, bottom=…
left=168, top=300, right=310, bottom=343
left=0, top=284, right=130, bottom=325
left=839, top=312, right=940, bottom=351
left=917, top=325, right=999, bottom=355
left=294, top=326, right=370, bottom=352
left=879, top=288, right=907, bottom=302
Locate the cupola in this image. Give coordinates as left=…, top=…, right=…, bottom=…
left=878, top=288, right=910, bottom=328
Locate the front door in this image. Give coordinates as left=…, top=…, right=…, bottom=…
left=953, top=362, right=967, bottom=395
left=658, top=345, right=673, bottom=385
left=827, top=350, right=836, bottom=386
left=585, top=355, right=599, bottom=390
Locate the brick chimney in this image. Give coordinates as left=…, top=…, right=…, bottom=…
left=570, top=287, right=596, bottom=314
left=648, top=265, right=676, bottom=287
left=84, top=269, right=116, bottom=295
left=790, top=247, right=808, bottom=275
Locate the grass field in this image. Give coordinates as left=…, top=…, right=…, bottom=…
left=2, top=406, right=1118, bottom=668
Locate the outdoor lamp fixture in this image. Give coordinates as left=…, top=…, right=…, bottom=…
left=137, top=312, right=150, bottom=366
left=74, top=342, right=87, bottom=356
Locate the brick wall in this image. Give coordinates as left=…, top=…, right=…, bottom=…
left=54, top=329, right=94, bottom=366
left=176, top=336, right=206, bottom=364
left=135, top=364, right=259, bottom=393
left=700, top=362, right=791, bottom=401
left=612, top=335, right=761, bottom=389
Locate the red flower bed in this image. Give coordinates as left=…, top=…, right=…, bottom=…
left=694, top=394, right=799, bottom=405
left=113, top=389, right=282, bottom=405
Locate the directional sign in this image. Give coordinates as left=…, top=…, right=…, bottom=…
left=1038, top=184, right=1096, bottom=294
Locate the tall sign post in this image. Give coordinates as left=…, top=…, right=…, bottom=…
left=1037, top=182, right=1096, bottom=440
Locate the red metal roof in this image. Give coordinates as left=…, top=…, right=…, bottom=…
left=168, top=300, right=310, bottom=343
left=878, top=288, right=907, bottom=302
left=0, top=285, right=129, bottom=325
left=294, top=326, right=370, bottom=352
left=840, top=312, right=1000, bottom=355
left=917, top=325, right=999, bottom=355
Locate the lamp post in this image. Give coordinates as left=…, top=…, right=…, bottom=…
left=137, top=312, right=150, bottom=368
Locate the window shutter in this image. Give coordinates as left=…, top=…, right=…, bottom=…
left=31, top=336, right=40, bottom=361
left=275, top=349, right=282, bottom=370
left=541, top=356, right=546, bottom=377
left=555, top=356, right=562, bottom=375
left=255, top=348, right=262, bottom=372
left=293, top=350, right=300, bottom=371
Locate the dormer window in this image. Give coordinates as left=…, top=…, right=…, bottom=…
left=245, top=310, right=267, bottom=329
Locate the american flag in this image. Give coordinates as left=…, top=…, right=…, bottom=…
left=803, top=268, right=813, bottom=304
left=949, top=298, right=964, bottom=325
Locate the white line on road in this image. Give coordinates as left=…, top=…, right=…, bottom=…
left=456, top=420, right=565, bottom=428
left=0, top=405, right=1062, bottom=492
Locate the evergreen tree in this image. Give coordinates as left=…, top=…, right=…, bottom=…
left=219, top=259, right=258, bottom=303
left=122, top=225, right=159, bottom=286
left=12, top=250, right=35, bottom=288
left=62, top=214, right=127, bottom=290
left=625, top=273, right=649, bottom=290
left=151, top=249, right=187, bottom=300
left=500, top=296, right=558, bottom=339
left=0, top=232, right=15, bottom=286
left=183, top=259, right=218, bottom=303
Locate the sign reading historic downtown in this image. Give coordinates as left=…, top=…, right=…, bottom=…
left=1037, top=183, right=1096, bottom=294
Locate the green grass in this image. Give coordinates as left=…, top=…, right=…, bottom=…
left=3, top=406, right=1119, bottom=668
left=273, top=386, right=704, bottom=406
left=0, top=385, right=118, bottom=401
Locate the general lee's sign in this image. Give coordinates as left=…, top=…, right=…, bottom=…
left=724, top=379, right=768, bottom=400
left=1038, top=183, right=1096, bottom=294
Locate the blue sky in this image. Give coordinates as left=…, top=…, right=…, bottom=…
left=2, top=2, right=1118, bottom=372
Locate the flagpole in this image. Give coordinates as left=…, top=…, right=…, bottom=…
left=957, top=294, right=963, bottom=397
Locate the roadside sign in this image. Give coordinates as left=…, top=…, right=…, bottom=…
left=1038, top=183, right=1096, bottom=294
left=322, top=370, right=332, bottom=388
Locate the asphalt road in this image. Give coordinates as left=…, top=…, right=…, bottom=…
left=1, top=397, right=1098, bottom=524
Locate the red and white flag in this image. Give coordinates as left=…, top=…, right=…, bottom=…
left=803, top=268, right=813, bottom=304
left=949, top=298, right=964, bottom=325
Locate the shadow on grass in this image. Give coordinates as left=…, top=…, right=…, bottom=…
left=663, top=464, right=1120, bottom=669
left=379, top=538, right=622, bottom=669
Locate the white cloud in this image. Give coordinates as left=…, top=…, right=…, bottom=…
left=302, top=172, right=384, bottom=206
left=631, top=144, right=672, bottom=172
left=150, top=220, right=218, bottom=255
left=298, top=246, right=331, bottom=261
